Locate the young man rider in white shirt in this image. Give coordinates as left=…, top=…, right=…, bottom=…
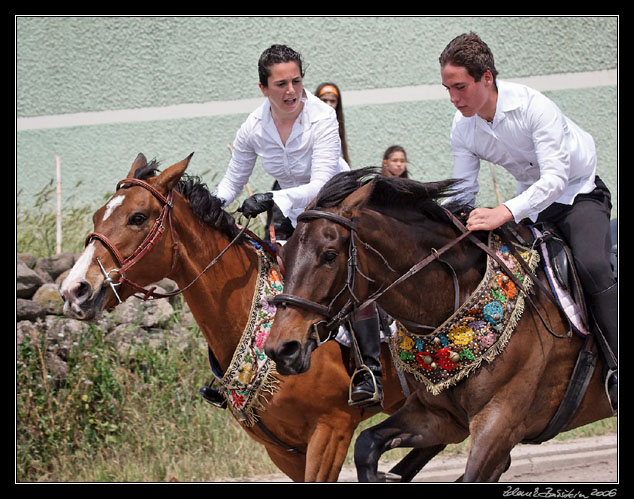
left=439, top=33, right=617, bottom=406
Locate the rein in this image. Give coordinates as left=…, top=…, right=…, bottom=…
left=271, top=206, right=567, bottom=344
left=270, top=208, right=462, bottom=343
left=86, top=177, right=261, bottom=303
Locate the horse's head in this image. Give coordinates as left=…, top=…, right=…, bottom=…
left=266, top=169, right=466, bottom=375
left=60, top=153, right=191, bottom=320
left=265, top=172, right=379, bottom=375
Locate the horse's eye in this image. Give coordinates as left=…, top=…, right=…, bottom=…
left=322, top=251, right=338, bottom=264
left=128, top=213, right=147, bottom=226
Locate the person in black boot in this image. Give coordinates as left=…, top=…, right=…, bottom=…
left=201, top=45, right=349, bottom=412
left=349, top=303, right=384, bottom=412
left=591, top=282, right=618, bottom=409
left=199, top=383, right=227, bottom=409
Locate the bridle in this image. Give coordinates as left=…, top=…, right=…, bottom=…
left=270, top=206, right=564, bottom=345
left=85, top=177, right=179, bottom=303
left=85, top=177, right=255, bottom=303
left=270, top=208, right=468, bottom=345
left=270, top=210, right=372, bottom=345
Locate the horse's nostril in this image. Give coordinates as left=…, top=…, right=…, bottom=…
left=269, top=340, right=301, bottom=363
left=68, top=280, right=92, bottom=304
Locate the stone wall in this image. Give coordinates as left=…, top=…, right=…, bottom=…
left=17, top=252, right=202, bottom=385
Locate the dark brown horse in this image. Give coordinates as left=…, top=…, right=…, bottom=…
left=265, top=168, right=615, bottom=482
left=59, top=154, right=412, bottom=482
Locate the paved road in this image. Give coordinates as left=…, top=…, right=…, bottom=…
left=234, top=434, right=618, bottom=483
left=344, top=434, right=618, bottom=483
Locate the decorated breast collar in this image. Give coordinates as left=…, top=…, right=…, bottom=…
left=389, top=232, right=540, bottom=395
left=207, top=244, right=283, bottom=426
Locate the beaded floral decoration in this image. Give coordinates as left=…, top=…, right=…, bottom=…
left=389, top=232, right=539, bottom=395
left=211, top=245, right=283, bottom=426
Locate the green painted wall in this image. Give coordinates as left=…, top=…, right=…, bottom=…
left=16, top=16, right=618, bottom=218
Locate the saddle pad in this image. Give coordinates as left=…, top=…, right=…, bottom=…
left=389, top=232, right=540, bottom=395
left=530, top=227, right=589, bottom=336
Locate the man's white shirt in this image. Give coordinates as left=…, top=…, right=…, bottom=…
left=446, top=80, right=597, bottom=222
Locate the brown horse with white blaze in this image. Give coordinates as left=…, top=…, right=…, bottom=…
left=264, top=168, right=615, bottom=482
left=59, top=154, right=411, bottom=482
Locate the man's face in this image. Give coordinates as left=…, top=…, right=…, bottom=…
left=441, top=63, right=495, bottom=120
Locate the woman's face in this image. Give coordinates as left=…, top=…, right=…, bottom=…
left=383, top=150, right=408, bottom=177
left=319, top=92, right=338, bottom=109
left=260, top=61, right=304, bottom=120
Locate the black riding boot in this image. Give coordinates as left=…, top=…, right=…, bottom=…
left=590, top=282, right=618, bottom=410
left=349, top=309, right=384, bottom=413
left=199, top=384, right=227, bottom=409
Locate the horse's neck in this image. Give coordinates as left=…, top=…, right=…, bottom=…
left=368, top=215, right=485, bottom=327
left=170, top=202, right=259, bottom=371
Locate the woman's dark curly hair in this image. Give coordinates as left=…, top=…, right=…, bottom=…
left=258, top=44, right=305, bottom=87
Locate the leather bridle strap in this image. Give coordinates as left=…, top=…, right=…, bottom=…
left=270, top=208, right=457, bottom=338
left=85, top=177, right=255, bottom=302
left=298, top=209, right=359, bottom=231
left=85, top=179, right=176, bottom=302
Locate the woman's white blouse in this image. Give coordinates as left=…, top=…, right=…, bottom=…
left=447, top=80, right=597, bottom=222
left=215, top=90, right=349, bottom=225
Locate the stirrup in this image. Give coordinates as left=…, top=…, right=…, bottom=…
left=348, top=365, right=381, bottom=407
left=604, top=368, right=617, bottom=414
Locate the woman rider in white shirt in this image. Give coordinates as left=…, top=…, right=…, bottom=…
left=439, top=33, right=617, bottom=406
left=202, top=45, right=385, bottom=411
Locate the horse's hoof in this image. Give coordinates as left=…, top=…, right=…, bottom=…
left=376, top=471, right=401, bottom=482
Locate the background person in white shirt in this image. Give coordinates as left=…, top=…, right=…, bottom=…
left=438, top=33, right=616, bottom=403
left=209, top=45, right=384, bottom=411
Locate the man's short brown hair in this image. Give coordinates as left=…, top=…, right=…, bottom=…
left=439, top=32, right=498, bottom=83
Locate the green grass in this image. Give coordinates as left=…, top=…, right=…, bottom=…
left=16, top=322, right=282, bottom=482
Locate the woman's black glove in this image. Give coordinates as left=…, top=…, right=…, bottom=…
left=239, top=192, right=274, bottom=218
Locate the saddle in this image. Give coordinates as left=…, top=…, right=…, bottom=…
left=532, top=223, right=589, bottom=335
left=530, top=219, right=618, bottom=339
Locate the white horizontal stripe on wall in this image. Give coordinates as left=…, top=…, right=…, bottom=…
left=17, top=69, right=617, bottom=132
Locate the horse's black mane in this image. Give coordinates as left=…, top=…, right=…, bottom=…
left=133, top=160, right=242, bottom=239
left=313, top=167, right=465, bottom=224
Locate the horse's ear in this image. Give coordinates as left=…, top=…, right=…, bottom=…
left=155, top=153, right=194, bottom=193
left=340, top=179, right=376, bottom=218
left=127, top=153, right=148, bottom=178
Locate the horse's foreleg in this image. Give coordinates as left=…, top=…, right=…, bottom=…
left=304, top=418, right=355, bottom=482
left=354, top=393, right=467, bottom=482
left=461, top=403, right=526, bottom=482
left=388, top=445, right=447, bottom=482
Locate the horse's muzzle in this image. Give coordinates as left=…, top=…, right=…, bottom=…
left=265, top=336, right=317, bottom=375
left=60, top=278, right=107, bottom=321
